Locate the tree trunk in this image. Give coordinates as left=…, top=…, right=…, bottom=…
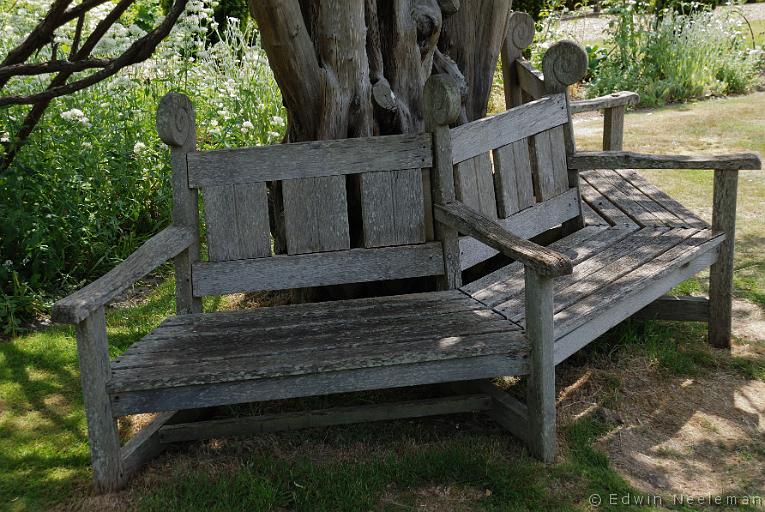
left=249, top=0, right=513, bottom=298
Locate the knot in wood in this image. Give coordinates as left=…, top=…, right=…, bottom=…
left=424, top=74, right=461, bottom=127
left=542, top=40, right=588, bottom=92
left=508, top=12, right=535, bottom=51
left=157, top=92, right=195, bottom=148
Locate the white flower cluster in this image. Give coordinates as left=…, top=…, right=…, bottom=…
left=60, top=108, right=92, bottom=128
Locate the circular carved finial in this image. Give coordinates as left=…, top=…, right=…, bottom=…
left=542, top=40, right=588, bottom=92
left=157, top=92, right=196, bottom=148
left=424, top=74, right=461, bottom=127
left=509, top=12, right=535, bottom=51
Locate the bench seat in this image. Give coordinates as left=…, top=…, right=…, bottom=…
left=108, top=291, right=527, bottom=415
left=109, top=221, right=723, bottom=417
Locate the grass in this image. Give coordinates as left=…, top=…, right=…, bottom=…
left=2, top=94, right=765, bottom=511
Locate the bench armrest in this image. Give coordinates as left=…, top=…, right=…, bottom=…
left=434, top=201, right=573, bottom=277
left=569, top=91, right=640, bottom=114
left=52, top=226, right=195, bottom=324
left=569, top=151, right=762, bottom=171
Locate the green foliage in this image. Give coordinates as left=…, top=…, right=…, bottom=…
left=588, top=2, right=761, bottom=106
left=0, top=2, right=284, bottom=334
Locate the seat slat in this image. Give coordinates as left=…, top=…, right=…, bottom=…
left=578, top=180, right=638, bottom=228
left=119, top=299, right=492, bottom=358
left=506, top=228, right=696, bottom=323
left=112, top=310, right=514, bottom=370
left=109, top=329, right=526, bottom=393
left=554, top=229, right=723, bottom=338
left=462, top=225, right=635, bottom=306
left=581, top=170, right=669, bottom=227
left=613, top=169, right=708, bottom=228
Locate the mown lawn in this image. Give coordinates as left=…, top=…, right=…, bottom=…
left=2, top=93, right=764, bottom=511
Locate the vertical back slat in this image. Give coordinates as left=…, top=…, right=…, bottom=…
left=282, top=176, right=350, bottom=255
left=205, top=183, right=271, bottom=261
left=360, top=169, right=426, bottom=247
left=530, top=126, right=569, bottom=201
left=454, top=153, right=498, bottom=218
left=493, top=138, right=536, bottom=217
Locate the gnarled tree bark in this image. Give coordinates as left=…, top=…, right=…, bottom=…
left=250, top=0, right=513, bottom=297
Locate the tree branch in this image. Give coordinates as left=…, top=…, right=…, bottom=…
left=250, top=0, right=323, bottom=140
left=0, top=58, right=111, bottom=79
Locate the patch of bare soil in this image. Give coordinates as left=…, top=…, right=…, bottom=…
left=553, top=304, right=765, bottom=505
left=381, top=484, right=490, bottom=511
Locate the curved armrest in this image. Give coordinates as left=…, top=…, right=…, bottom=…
left=569, top=91, right=640, bottom=114
left=52, top=226, right=194, bottom=324
left=434, top=201, right=573, bottom=277
left=569, top=151, right=762, bottom=171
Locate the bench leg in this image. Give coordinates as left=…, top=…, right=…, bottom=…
left=76, top=308, right=125, bottom=492
left=525, top=270, right=557, bottom=463
left=709, top=169, right=738, bottom=349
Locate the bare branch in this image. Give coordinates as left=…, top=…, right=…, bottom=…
left=0, top=58, right=111, bottom=79
left=0, top=0, right=188, bottom=107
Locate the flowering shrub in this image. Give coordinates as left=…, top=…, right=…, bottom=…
left=588, top=2, right=762, bottom=105
left=0, top=0, right=285, bottom=335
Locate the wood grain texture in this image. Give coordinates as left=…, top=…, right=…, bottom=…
left=76, top=308, right=124, bottom=491
left=578, top=178, right=639, bottom=229
left=525, top=270, right=556, bottom=463
left=493, top=138, right=535, bottom=217
left=581, top=170, right=669, bottom=227
left=458, top=188, right=581, bottom=269
left=612, top=169, right=707, bottom=229
left=569, top=91, right=639, bottom=114
left=204, top=183, right=271, bottom=261
left=555, top=244, right=721, bottom=363
left=454, top=153, right=498, bottom=218
left=192, top=243, right=445, bottom=296
left=501, top=12, right=535, bottom=109
left=530, top=125, right=569, bottom=200
left=434, top=201, right=573, bottom=277
left=515, top=59, right=545, bottom=100
left=709, top=169, right=738, bottom=348
left=602, top=105, right=625, bottom=151
left=52, top=226, right=193, bottom=324
left=569, top=151, right=762, bottom=171
left=425, top=74, right=462, bottom=289
left=157, top=92, right=202, bottom=315
left=158, top=395, right=493, bottom=443
left=187, top=133, right=433, bottom=187
left=282, top=176, right=351, bottom=255
left=634, top=295, right=710, bottom=322
left=360, top=168, right=426, bottom=247
left=450, top=94, right=568, bottom=164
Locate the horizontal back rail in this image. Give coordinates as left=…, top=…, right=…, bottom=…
left=192, top=243, right=445, bottom=296
left=450, top=94, right=567, bottom=164
left=188, top=133, right=433, bottom=187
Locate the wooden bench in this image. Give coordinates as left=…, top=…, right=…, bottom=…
left=53, top=33, right=760, bottom=492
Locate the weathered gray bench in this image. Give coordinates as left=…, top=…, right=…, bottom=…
left=53, top=33, right=760, bottom=492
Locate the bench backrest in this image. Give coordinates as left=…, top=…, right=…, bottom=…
left=158, top=35, right=588, bottom=299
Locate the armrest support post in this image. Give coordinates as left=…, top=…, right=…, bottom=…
left=603, top=105, right=625, bottom=151
left=525, top=268, right=556, bottom=463
left=76, top=307, right=125, bottom=491
left=709, top=169, right=738, bottom=349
